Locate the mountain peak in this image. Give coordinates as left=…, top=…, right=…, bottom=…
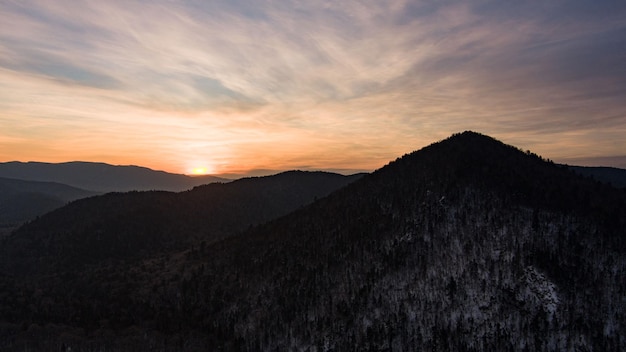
left=1, top=132, right=624, bottom=351
left=416, top=130, right=526, bottom=161
left=371, top=131, right=624, bottom=221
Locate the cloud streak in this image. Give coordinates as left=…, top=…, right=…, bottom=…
left=1, top=0, right=625, bottom=174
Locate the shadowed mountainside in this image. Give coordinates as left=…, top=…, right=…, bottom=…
left=1, top=171, right=362, bottom=275
left=0, top=132, right=624, bottom=351
left=568, top=165, right=626, bottom=188
left=0, top=177, right=97, bottom=232
left=0, top=161, right=228, bottom=192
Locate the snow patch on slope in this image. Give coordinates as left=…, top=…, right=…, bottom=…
left=519, top=266, right=559, bottom=318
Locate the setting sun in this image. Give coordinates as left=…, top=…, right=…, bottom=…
left=192, top=167, right=208, bottom=175
left=187, top=161, right=217, bottom=175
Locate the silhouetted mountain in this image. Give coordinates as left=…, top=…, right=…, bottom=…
left=568, top=165, right=626, bottom=188
left=1, top=132, right=624, bottom=351
left=1, top=171, right=362, bottom=275
left=0, top=161, right=228, bottom=192
left=0, top=177, right=97, bottom=231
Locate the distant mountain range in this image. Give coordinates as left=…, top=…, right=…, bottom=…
left=0, top=177, right=98, bottom=234
left=568, top=165, right=626, bottom=188
left=0, top=161, right=228, bottom=193
left=0, top=159, right=623, bottom=234
left=0, top=132, right=625, bottom=351
left=0, top=161, right=230, bottom=232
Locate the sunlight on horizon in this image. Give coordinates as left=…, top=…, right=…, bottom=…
left=190, top=166, right=211, bottom=175
left=1, top=1, right=625, bottom=172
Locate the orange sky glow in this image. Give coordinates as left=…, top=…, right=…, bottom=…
left=1, top=1, right=625, bottom=176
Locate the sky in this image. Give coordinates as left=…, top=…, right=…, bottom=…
left=1, top=0, right=625, bottom=176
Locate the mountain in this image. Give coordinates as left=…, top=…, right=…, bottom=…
left=1, top=132, right=624, bottom=351
left=568, top=165, right=626, bottom=188
left=0, top=161, right=228, bottom=192
left=0, top=177, right=97, bottom=234
left=1, top=171, right=362, bottom=275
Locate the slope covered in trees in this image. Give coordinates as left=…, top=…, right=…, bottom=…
left=1, top=132, right=624, bottom=351
left=0, top=177, right=97, bottom=235
left=1, top=171, right=361, bottom=275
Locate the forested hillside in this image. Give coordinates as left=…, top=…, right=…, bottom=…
left=0, top=132, right=624, bottom=351
left=1, top=171, right=360, bottom=275
left=0, top=177, right=97, bottom=236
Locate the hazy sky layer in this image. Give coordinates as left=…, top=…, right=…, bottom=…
left=1, top=0, right=625, bottom=175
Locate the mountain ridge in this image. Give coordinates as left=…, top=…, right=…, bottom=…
left=1, top=170, right=363, bottom=276
left=0, top=177, right=98, bottom=233
left=0, top=131, right=624, bottom=351
left=568, top=165, right=626, bottom=188
left=0, top=161, right=229, bottom=192
left=186, top=131, right=624, bottom=350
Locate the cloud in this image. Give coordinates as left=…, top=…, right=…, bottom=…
left=1, top=0, right=625, bottom=173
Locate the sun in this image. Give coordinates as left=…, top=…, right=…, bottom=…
left=187, top=161, right=216, bottom=175
left=191, top=167, right=208, bottom=175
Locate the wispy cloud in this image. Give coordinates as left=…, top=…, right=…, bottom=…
left=1, top=0, right=625, bottom=173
